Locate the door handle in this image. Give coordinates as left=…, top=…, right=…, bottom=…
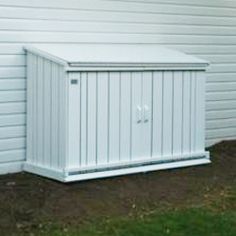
left=136, top=106, right=142, bottom=123
left=144, top=105, right=149, bottom=122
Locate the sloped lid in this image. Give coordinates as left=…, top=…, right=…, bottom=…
left=24, top=44, right=208, bottom=68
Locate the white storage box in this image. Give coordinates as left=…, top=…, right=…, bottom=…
left=24, top=44, right=210, bottom=182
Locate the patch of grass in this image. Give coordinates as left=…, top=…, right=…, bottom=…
left=22, top=207, right=236, bottom=236
left=15, top=185, right=236, bottom=236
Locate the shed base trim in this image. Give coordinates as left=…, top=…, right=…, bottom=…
left=24, top=163, right=65, bottom=182
left=23, top=156, right=210, bottom=182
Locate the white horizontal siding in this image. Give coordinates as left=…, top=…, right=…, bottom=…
left=0, top=102, right=26, bottom=114
left=0, top=149, right=25, bottom=163
left=207, top=109, right=236, bottom=120
left=0, top=91, right=25, bottom=102
left=0, top=138, right=25, bottom=152
left=0, top=55, right=25, bottom=66
left=0, top=114, right=25, bottom=126
left=0, top=0, right=235, bottom=166
left=1, top=20, right=236, bottom=36
left=0, top=126, right=25, bottom=139
left=0, top=79, right=26, bottom=90
left=1, top=32, right=236, bottom=45
left=0, top=68, right=25, bottom=78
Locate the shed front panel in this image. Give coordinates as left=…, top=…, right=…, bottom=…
left=67, top=70, right=205, bottom=169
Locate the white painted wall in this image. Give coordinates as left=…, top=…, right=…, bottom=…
left=0, top=0, right=235, bottom=168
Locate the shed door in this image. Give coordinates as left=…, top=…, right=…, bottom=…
left=68, top=71, right=153, bottom=168
left=131, top=72, right=152, bottom=160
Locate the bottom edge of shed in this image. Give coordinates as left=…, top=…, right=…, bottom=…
left=23, top=154, right=210, bottom=183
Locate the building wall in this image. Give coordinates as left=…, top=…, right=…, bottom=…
left=0, top=0, right=235, bottom=167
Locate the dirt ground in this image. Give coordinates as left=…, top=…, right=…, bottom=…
left=0, top=141, right=235, bottom=235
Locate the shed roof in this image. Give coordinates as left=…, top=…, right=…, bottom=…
left=24, top=44, right=208, bottom=70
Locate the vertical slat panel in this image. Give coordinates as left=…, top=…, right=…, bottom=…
left=97, top=72, right=109, bottom=165
left=142, top=71, right=152, bottom=158
left=172, top=71, right=183, bottom=155
left=43, top=59, right=51, bottom=167
left=51, top=63, right=59, bottom=168
left=37, top=56, right=44, bottom=165
left=55, top=65, right=60, bottom=167
left=162, top=71, right=173, bottom=156
left=120, top=72, right=131, bottom=162
left=131, top=71, right=142, bottom=160
left=108, top=72, right=120, bottom=163
left=64, top=70, right=69, bottom=169
left=80, top=72, right=87, bottom=167
left=26, top=53, right=33, bottom=163
left=58, top=67, right=65, bottom=169
left=57, top=66, right=60, bottom=168
left=152, top=71, right=163, bottom=157
left=195, top=71, right=205, bottom=152
left=68, top=72, right=81, bottom=168
left=190, top=72, right=196, bottom=153
left=87, top=72, right=97, bottom=166
left=182, top=71, right=191, bottom=154
left=33, top=54, right=38, bottom=164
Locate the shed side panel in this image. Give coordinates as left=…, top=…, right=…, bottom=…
left=26, top=52, right=66, bottom=170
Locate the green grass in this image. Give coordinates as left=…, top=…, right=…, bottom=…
left=18, top=186, right=236, bottom=236
left=25, top=207, right=236, bottom=236
left=16, top=184, right=236, bottom=236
